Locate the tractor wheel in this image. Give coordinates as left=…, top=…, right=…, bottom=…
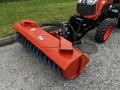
left=118, top=12, right=120, bottom=28
left=118, top=18, right=120, bottom=28
left=95, top=20, right=113, bottom=43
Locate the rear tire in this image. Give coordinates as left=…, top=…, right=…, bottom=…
left=95, top=20, right=113, bottom=43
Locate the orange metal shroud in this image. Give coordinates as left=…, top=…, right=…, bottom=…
left=12, top=20, right=89, bottom=80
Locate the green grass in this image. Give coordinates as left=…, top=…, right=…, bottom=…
left=0, top=0, right=76, bottom=37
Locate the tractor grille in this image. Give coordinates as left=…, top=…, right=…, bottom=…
left=77, top=3, right=96, bottom=16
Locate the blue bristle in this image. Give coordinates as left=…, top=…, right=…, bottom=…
left=48, top=59, right=52, bottom=68
left=36, top=49, right=39, bottom=57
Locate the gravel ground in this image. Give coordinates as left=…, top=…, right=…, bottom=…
left=0, top=20, right=120, bottom=90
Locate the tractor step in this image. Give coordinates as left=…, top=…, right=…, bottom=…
left=13, top=20, right=89, bottom=80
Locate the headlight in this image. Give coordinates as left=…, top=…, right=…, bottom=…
left=87, top=0, right=98, bottom=5
left=78, top=0, right=98, bottom=5
left=78, top=0, right=83, bottom=4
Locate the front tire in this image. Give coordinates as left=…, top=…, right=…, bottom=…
left=95, top=20, right=113, bottom=43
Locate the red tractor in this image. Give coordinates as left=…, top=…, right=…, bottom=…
left=57, top=0, right=120, bottom=44
left=13, top=0, right=120, bottom=80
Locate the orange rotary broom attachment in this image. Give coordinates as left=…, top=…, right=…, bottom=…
left=12, top=20, right=89, bottom=80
